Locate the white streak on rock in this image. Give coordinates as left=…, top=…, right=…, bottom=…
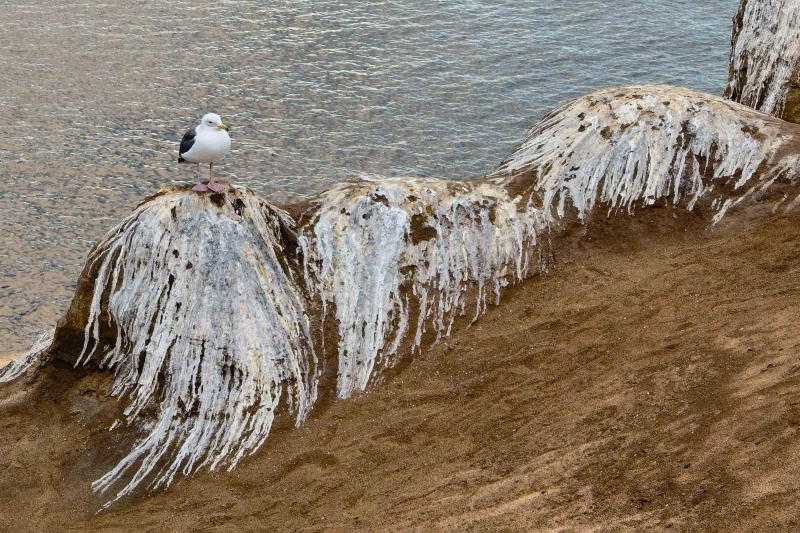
left=492, top=86, right=788, bottom=222
left=301, top=179, right=543, bottom=398
left=0, top=330, right=53, bottom=383
left=713, top=153, right=800, bottom=223
left=726, top=0, right=800, bottom=116
left=76, top=188, right=316, bottom=503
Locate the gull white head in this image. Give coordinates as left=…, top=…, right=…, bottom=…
left=199, top=112, right=229, bottom=131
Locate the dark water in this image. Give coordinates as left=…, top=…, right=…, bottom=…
left=0, top=0, right=738, bottom=353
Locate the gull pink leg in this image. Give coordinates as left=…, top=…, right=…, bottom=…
left=192, top=163, right=209, bottom=191
left=207, top=162, right=225, bottom=192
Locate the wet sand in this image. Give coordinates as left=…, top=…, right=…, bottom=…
left=1, top=200, right=798, bottom=532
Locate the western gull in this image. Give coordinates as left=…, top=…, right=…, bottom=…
left=178, top=113, right=231, bottom=192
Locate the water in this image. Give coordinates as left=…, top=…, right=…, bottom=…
left=0, top=0, right=738, bottom=353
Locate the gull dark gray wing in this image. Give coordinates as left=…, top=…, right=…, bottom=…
left=178, top=127, right=196, bottom=162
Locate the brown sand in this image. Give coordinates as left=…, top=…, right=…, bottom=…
left=2, top=201, right=800, bottom=532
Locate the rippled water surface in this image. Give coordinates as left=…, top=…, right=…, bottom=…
left=1, top=0, right=738, bottom=352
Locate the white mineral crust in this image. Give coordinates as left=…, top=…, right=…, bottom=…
left=726, top=0, right=800, bottom=117
left=491, top=85, right=796, bottom=221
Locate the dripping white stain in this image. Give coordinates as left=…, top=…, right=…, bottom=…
left=75, top=189, right=317, bottom=503
left=725, top=0, right=800, bottom=116
left=491, top=85, right=796, bottom=220
left=301, top=178, right=543, bottom=398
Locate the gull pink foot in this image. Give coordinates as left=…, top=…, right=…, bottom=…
left=192, top=182, right=210, bottom=192
left=207, top=181, right=225, bottom=192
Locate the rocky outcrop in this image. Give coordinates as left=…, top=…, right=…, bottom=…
left=493, top=85, right=800, bottom=222
left=2, top=85, right=800, bottom=504
left=725, top=0, right=800, bottom=122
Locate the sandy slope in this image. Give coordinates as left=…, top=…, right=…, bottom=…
left=2, top=200, right=800, bottom=532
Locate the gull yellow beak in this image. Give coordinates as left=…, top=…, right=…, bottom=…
left=219, top=124, right=229, bottom=131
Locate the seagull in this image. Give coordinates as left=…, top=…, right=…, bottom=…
left=178, top=113, right=231, bottom=192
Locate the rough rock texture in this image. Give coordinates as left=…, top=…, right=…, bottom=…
left=2, top=85, right=800, bottom=506
left=725, top=0, right=800, bottom=122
